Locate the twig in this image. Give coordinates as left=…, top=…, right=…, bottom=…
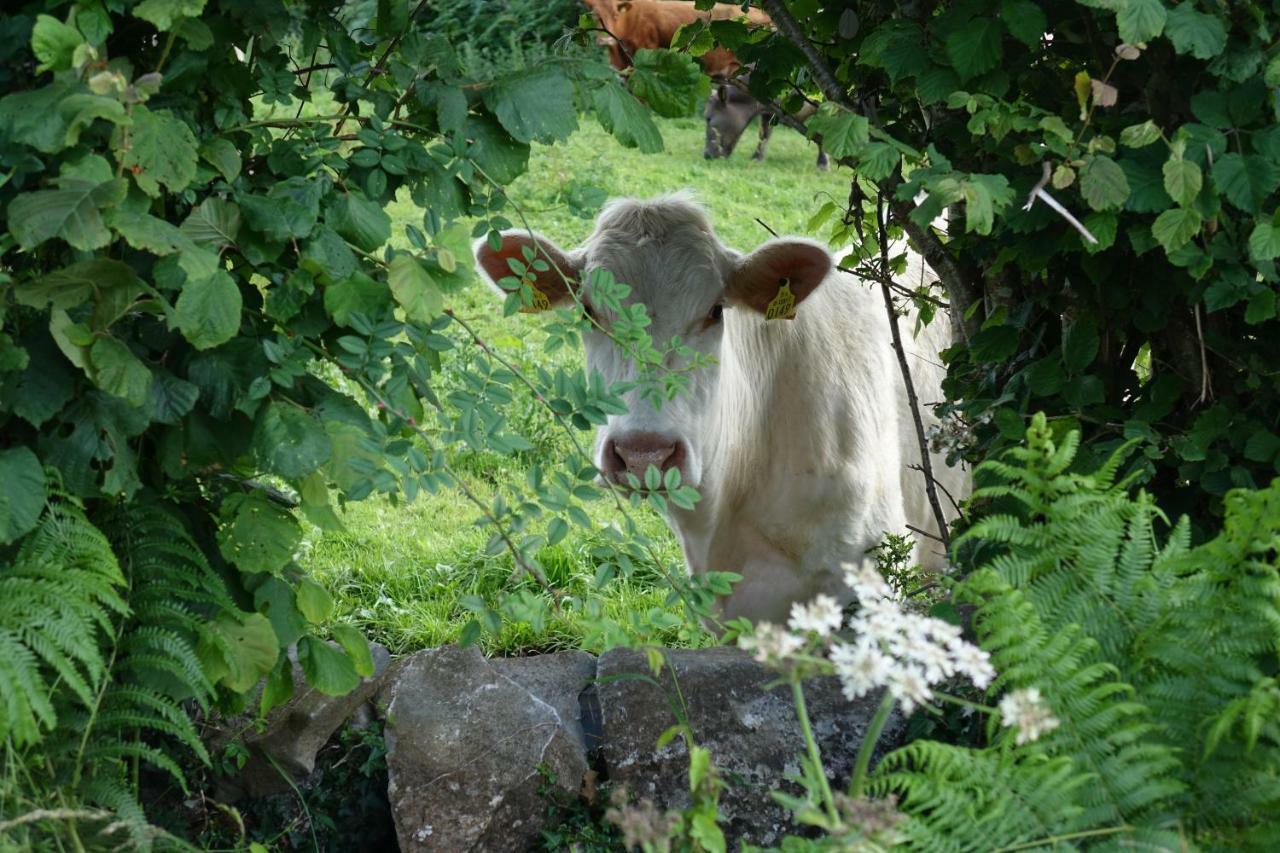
left=1023, top=162, right=1098, bottom=244
left=876, top=194, right=952, bottom=553
left=905, top=523, right=945, bottom=543
left=759, top=0, right=845, bottom=104
left=755, top=217, right=778, bottom=237
left=1193, top=304, right=1213, bottom=405
left=334, top=0, right=431, bottom=135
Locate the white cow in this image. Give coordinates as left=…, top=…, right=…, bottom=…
left=474, top=193, right=964, bottom=622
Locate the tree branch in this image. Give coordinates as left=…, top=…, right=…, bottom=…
left=759, top=0, right=846, bottom=104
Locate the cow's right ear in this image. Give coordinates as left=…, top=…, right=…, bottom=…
left=474, top=231, right=582, bottom=313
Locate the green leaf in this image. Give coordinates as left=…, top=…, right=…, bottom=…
left=1211, top=153, right=1279, bottom=214
left=1243, top=429, right=1280, bottom=463
left=32, top=14, right=83, bottom=73
left=944, top=17, right=1004, bottom=81
left=181, top=198, right=241, bottom=248
left=218, top=492, right=301, bottom=575
left=60, top=94, right=129, bottom=148
left=108, top=209, right=193, bottom=255
left=807, top=105, right=869, bottom=159
left=1152, top=206, right=1203, bottom=252
left=205, top=613, right=278, bottom=693
left=132, top=0, right=208, bottom=31
left=1165, top=2, right=1226, bottom=60
left=1245, top=288, right=1277, bottom=324
left=1162, top=157, right=1203, bottom=207
left=297, top=636, right=359, bottom=696
left=324, top=272, right=392, bottom=326
left=1079, top=155, right=1130, bottom=211
left=857, top=142, right=901, bottom=181
left=592, top=82, right=663, bottom=153
left=1248, top=220, right=1280, bottom=262
left=1001, top=0, right=1046, bottom=46
left=259, top=653, right=295, bottom=715
left=296, top=576, right=335, bottom=624
left=859, top=21, right=929, bottom=82
left=240, top=176, right=322, bottom=242
left=173, top=17, right=213, bottom=49
left=0, top=83, right=73, bottom=154
left=17, top=259, right=141, bottom=311
left=1120, top=120, right=1161, bottom=148
left=199, top=138, right=242, bottom=182
left=89, top=337, right=152, bottom=407
left=119, top=107, right=198, bottom=197
left=628, top=49, right=709, bottom=118
left=255, top=402, right=332, bottom=479
left=327, top=191, right=390, bottom=252
left=8, top=173, right=128, bottom=251
left=253, top=576, right=309, bottom=646
left=483, top=68, right=578, bottom=144
left=1062, top=318, right=1100, bottom=373
left=389, top=255, right=442, bottom=322
left=331, top=625, right=375, bottom=678
left=0, top=448, right=47, bottom=545
left=175, top=268, right=241, bottom=350
left=1117, top=0, right=1166, bottom=44
left=463, top=114, right=529, bottom=185
left=148, top=371, right=199, bottom=424
left=302, top=226, right=358, bottom=283
left=961, top=174, right=1013, bottom=235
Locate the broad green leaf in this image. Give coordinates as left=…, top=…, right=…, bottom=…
left=944, top=17, right=1004, bottom=81
left=108, top=209, right=193, bottom=255
left=1246, top=289, right=1277, bottom=324
left=1165, top=2, right=1226, bottom=59
left=181, top=198, right=241, bottom=247
left=628, top=49, right=709, bottom=118
left=327, top=191, right=390, bottom=252
left=807, top=105, right=869, bottom=159
left=961, top=174, right=1013, bottom=235
left=483, top=68, right=578, bottom=144
left=1001, top=0, right=1046, bottom=46
left=119, top=107, right=198, bottom=196
left=1120, top=120, right=1161, bottom=148
left=297, top=636, right=359, bottom=696
left=60, top=94, right=128, bottom=148
left=204, top=613, right=278, bottom=692
left=132, top=0, right=208, bottom=31
left=464, top=114, right=530, bottom=184
left=89, top=337, right=152, bottom=407
left=1079, top=155, right=1130, bottom=211
left=0, top=448, right=47, bottom=545
left=217, top=492, right=301, bottom=575
left=0, top=83, right=73, bottom=154
left=173, top=17, right=213, bottom=49
left=17, top=259, right=141, bottom=311
left=1117, top=0, right=1166, bottom=44
left=389, top=255, right=442, bottom=322
left=324, top=272, right=392, bottom=326
left=8, top=173, right=127, bottom=251
left=199, top=138, right=242, bottom=182
left=259, top=653, right=295, bottom=715
left=1162, top=157, right=1202, bottom=207
left=859, top=21, right=929, bottom=81
left=592, top=82, right=663, bottom=153
left=1211, top=153, right=1279, bottom=214
left=1248, top=220, right=1280, bottom=262
left=296, top=576, right=335, bottom=624
left=299, top=472, right=344, bottom=532
left=332, top=625, right=375, bottom=677
left=175, top=269, right=241, bottom=349
left=254, top=577, right=309, bottom=646
left=1152, top=206, right=1202, bottom=252
left=857, top=142, right=901, bottom=181
left=148, top=371, right=199, bottom=424
left=302, top=226, right=358, bottom=283
left=254, top=402, right=332, bottom=479
left=240, top=176, right=321, bottom=242
left=1062, top=318, right=1100, bottom=373
left=32, top=14, right=83, bottom=73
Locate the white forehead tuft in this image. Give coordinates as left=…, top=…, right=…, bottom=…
left=591, top=191, right=714, bottom=243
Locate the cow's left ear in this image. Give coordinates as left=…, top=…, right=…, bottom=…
left=726, top=239, right=832, bottom=316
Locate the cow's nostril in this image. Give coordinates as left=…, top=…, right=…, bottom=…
left=607, top=432, right=685, bottom=485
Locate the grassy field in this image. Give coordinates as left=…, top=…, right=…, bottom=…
left=307, top=113, right=851, bottom=655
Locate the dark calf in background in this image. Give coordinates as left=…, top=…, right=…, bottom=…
left=703, top=81, right=828, bottom=170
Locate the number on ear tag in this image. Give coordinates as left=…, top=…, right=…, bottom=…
left=764, top=278, right=797, bottom=321
left=529, top=287, right=551, bottom=312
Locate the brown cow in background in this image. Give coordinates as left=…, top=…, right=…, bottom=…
left=582, top=0, right=770, bottom=77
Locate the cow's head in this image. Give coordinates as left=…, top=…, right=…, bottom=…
left=704, top=83, right=762, bottom=159
left=475, top=195, right=832, bottom=494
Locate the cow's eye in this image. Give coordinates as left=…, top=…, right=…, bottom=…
left=706, top=303, right=724, bottom=325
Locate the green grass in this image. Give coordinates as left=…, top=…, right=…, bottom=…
left=307, top=113, right=850, bottom=655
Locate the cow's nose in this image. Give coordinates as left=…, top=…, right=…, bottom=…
left=603, top=432, right=687, bottom=486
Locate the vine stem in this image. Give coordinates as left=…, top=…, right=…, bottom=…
left=791, top=674, right=840, bottom=824
left=994, top=825, right=1131, bottom=852
left=849, top=691, right=896, bottom=798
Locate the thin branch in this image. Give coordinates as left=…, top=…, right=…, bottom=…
left=759, top=0, right=845, bottom=104
left=876, top=195, right=952, bottom=553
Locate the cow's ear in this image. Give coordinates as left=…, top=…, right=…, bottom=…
left=726, top=239, right=832, bottom=317
left=474, top=231, right=582, bottom=313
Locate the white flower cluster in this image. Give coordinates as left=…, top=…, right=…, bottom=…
left=738, top=563, right=996, bottom=715
left=998, top=687, right=1060, bottom=745
left=925, top=409, right=990, bottom=458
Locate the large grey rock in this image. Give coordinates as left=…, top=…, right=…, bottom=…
left=597, top=646, right=903, bottom=847
left=211, top=641, right=392, bottom=799
left=490, top=650, right=597, bottom=752
left=382, top=645, right=591, bottom=852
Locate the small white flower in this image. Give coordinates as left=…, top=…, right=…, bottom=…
left=843, top=562, right=895, bottom=603
left=951, top=642, right=995, bottom=690
left=788, top=594, right=844, bottom=637
left=888, top=665, right=932, bottom=714
left=998, top=687, right=1060, bottom=745
left=831, top=639, right=892, bottom=700
left=907, top=639, right=954, bottom=684
left=737, top=621, right=803, bottom=665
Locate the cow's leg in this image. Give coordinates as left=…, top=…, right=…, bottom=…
left=816, top=144, right=829, bottom=171
left=752, top=113, right=773, bottom=161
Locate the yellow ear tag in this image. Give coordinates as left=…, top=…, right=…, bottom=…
left=764, top=278, right=797, bottom=321
left=529, top=287, right=551, bottom=312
